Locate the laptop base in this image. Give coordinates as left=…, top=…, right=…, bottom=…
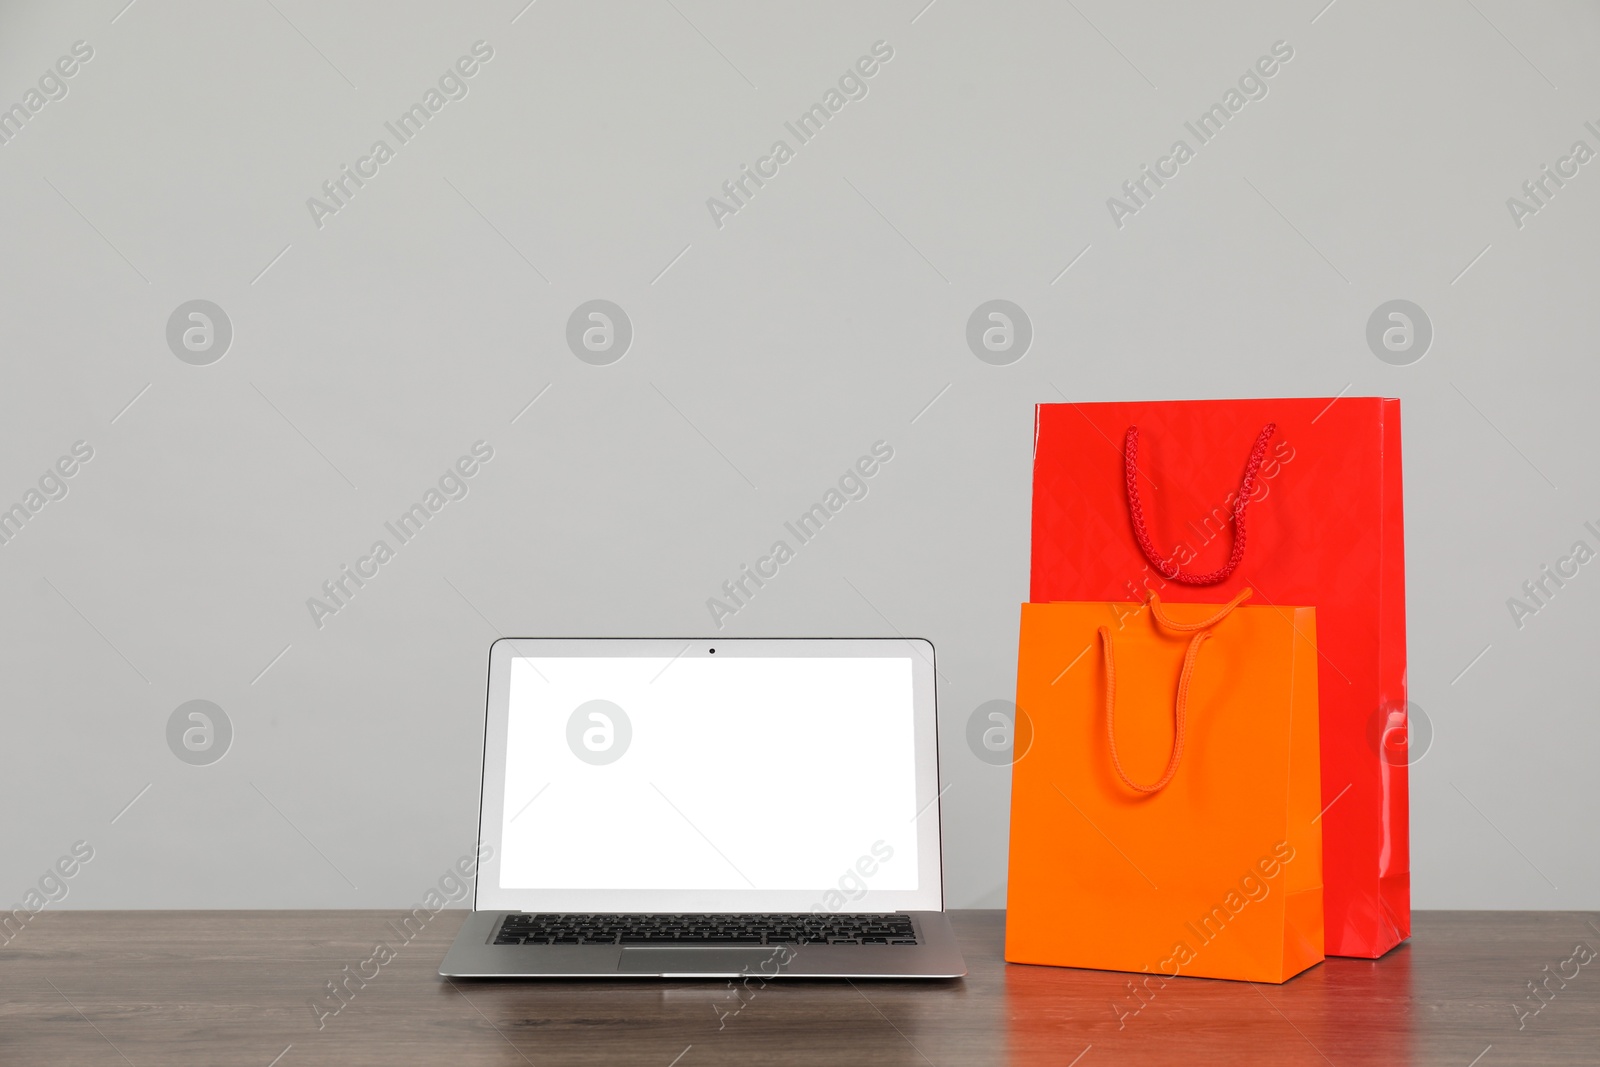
left=440, top=910, right=966, bottom=978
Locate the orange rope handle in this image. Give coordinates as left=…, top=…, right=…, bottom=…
left=1147, top=587, right=1252, bottom=632
left=1100, top=626, right=1215, bottom=794
left=1099, top=586, right=1252, bottom=795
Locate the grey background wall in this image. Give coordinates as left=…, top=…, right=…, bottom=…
left=2, top=0, right=1595, bottom=911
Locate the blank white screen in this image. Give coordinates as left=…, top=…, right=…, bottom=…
left=499, top=656, right=919, bottom=892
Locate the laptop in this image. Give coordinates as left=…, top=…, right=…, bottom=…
left=440, top=637, right=966, bottom=979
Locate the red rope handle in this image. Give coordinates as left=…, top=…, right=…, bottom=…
left=1124, top=423, right=1276, bottom=586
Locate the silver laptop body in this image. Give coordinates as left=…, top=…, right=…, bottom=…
left=440, top=637, right=965, bottom=979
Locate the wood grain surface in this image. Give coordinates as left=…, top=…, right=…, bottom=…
left=3, top=910, right=1597, bottom=1065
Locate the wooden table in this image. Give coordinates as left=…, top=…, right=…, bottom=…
left=3, top=910, right=1596, bottom=1065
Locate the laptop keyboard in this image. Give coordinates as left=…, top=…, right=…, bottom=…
left=494, top=913, right=918, bottom=946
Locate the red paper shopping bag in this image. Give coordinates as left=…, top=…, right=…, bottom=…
left=1029, top=398, right=1407, bottom=958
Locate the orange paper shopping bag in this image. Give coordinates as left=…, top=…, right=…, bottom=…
left=1005, top=589, right=1323, bottom=983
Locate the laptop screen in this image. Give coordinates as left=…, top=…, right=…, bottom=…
left=474, top=640, right=942, bottom=914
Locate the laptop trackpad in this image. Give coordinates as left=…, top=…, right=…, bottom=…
left=618, top=947, right=786, bottom=975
